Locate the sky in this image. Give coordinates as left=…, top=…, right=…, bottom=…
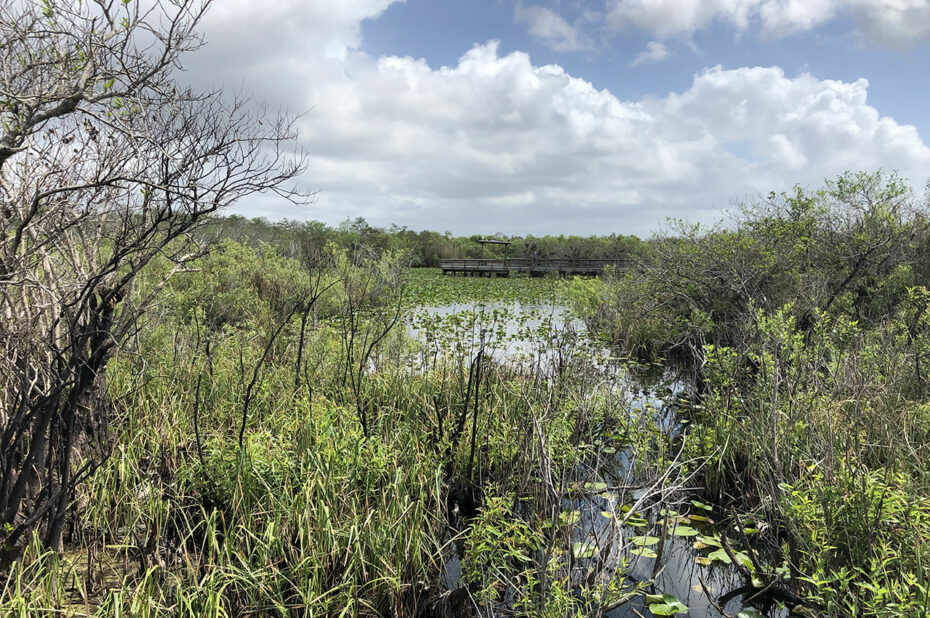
left=182, top=0, right=930, bottom=237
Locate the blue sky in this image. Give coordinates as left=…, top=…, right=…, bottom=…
left=363, top=0, right=930, bottom=137
left=186, top=0, right=930, bottom=236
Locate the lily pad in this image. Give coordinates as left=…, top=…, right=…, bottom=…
left=671, top=525, right=700, bottom=537
left=630, top=535, right=659, bottom=546
left=631, top=547, right=657, bottom=558
left=696, top=534, right=722, bottom=548
left=647, top=594, right=688, bottom=615
left=690, top=499, right=713, bottom=511
left=708, top=548, right=753, bottom=569
left=708, top=548, right=732, bottom=564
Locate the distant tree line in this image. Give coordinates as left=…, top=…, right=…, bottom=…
left=205, top=215, right=647, bottom=267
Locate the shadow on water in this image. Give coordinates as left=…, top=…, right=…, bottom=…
left=407, top=301, right=790, bottom=617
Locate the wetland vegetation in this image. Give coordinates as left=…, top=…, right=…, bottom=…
left=7, top=170, right=930, bottom=616
left=3, top=2, right=930, bottom=616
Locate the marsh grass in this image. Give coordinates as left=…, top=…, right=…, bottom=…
left=0, top=247, right=705, bottom=616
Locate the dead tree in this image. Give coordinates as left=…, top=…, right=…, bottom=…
left=0, top=0, right=307, bottom=554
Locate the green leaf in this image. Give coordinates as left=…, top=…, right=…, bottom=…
left=671, top=525, right=699, bottom=537
left=690, top=499, right=713, bottom=511
left=573, top=542, right=596, bottom=559
left=631, top=547, right=657, bottom=558
left=696, top=534, right=722, bottom=548
left=630, top=535, right=659, bottom=546
left=708, top=548, right=731, bottom=564
left=647, top=594, right=688, bottom=615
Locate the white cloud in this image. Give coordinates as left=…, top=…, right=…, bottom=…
left=515, top=3, right=590, bottom=52
left=631, top=41, right=671, bottom=65
left=183, top=0, right=403, bottom=106
left=851, top=0, right=930, bottom=48
left=187, top=4, right=930, bottom=235
left=604, top=0, right=930, bottom=45
left=606, top=0, right=758, bottom=38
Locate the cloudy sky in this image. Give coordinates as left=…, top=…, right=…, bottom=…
left=183, top=0, right=930, bottom=236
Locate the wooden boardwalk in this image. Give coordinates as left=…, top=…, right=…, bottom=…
left=439, top=258, right=632, bottom=277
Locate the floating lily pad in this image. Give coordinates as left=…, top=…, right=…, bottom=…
left=631, top=547, right=657, bottom=558
left=646, top=594, right=688, bottom=615
left=708, top=548, right=753, bottom=569
left=695, top=556, right=713, bottom=566
left=671, top=525, right=700, bottom=537
left=708, top=548, right=732, bottom=564
left=630, top=535, right=659, bottom=546
left=690, top=499, right=713, bottom=511
left=696, top=534, right=722, bottom=548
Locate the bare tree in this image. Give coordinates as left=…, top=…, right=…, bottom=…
left=336, top=248, right=405, bottom=438
left=0, top=0, right=307, bottom=554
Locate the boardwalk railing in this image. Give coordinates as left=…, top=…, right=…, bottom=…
left=439, top=258, right=634, bottom=276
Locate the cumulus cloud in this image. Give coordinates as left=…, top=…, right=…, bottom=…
left=604, top=0, right=930, bottom=46
left=297, top=47, right=930, bottom=233
left=515, top=3, right=589, bottom=52
left=183, top=0, right=402, bottom=106
left=631, top=41, right=671, bottom=65
left=186, top=3, right=930, bottom=235
left=606, top=0, right=758, bottom=38
left=851, top=0, right=930, bottom=48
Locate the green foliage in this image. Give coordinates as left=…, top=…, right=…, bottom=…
left=590, top=171, right=926, bottom=360
left=462, top=494, right=541, bottom=604
left=206, top=215, right=646, bottom=269
left=0, top=237, right=658, bottom=616
left=587, top=171, right=930, bottom=615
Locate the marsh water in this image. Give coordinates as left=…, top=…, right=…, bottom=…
left=407, top=298, right=786, bottom=617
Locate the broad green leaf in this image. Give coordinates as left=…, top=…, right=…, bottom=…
left=647, top=594, right=688, bottom=615
left=690, top=500, right=713, bottom=511
left=696, top=534, right=722, bottom=548
left=708, top=548, right=731, bottom=564
left=671, top=525, right=699, bottom=537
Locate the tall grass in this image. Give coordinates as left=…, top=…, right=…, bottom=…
left=0, top=243, right=684, bottom=616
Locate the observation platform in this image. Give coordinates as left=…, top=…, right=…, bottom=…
left=439, top=258, right=633, bottom=277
